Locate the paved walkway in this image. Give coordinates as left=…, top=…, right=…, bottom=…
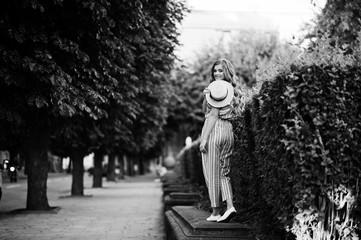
left=0, top=173, right=165, bottom=240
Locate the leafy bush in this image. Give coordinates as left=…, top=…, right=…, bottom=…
left=281, top=63, right=361, bottom=239
left=174, top=139, right=205, bottom=187
left=230, top=37, right=361, bottom=239
left=179, top=36, right=361, bottom=239
left=174, top=25, right=361, bottom=240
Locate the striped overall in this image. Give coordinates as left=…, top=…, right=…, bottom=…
left=201, top=104, right=234, bottom=208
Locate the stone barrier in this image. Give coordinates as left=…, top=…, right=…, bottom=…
left=165, top=206, right=255, bottom=240
left=164, top=192, right=201, bottom=211
left=163, top=185, right=193, bottom=196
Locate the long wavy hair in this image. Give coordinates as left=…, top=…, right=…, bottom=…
left=203, top=59, right=245, bottom=117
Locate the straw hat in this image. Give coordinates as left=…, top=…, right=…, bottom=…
left=204, top=80, right=234, bottom=108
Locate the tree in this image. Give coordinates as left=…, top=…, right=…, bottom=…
left=0, top=0, right=112, bottom=209
left=50, top=118, right=99, bottom=195
left=94, top=0, right=189, bottom=178
left=311, top=0, right=361, bottom=51
left=0, top=0, right=188, bottom=209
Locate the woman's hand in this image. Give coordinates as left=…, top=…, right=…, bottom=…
left=199, top=139, right=207, bottom=153
left=203, top=88, right=210, bottom=96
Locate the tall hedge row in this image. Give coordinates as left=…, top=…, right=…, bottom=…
left=230, top=63, right=361, bottom=239
left=175, top=141, right=205, bottom=187
left=177, top=61, right=361, bottom=239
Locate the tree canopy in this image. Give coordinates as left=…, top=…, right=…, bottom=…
left=311, top=0, right=361, bottom=51
left=0, top=0, right=188, bottom=209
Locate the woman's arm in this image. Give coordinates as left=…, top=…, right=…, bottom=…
left=200, top=107, right=219, bottom=153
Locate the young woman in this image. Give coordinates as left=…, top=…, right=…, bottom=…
left=200, top=58, right=243, bottom=223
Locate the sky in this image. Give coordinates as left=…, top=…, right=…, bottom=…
left=186, top=0, right=326, bottom=32
left=186, top=0, right=326, bottom=13
left=176, top=0, right=327, bottom=59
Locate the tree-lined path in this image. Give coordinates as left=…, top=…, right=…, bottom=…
left=0, top=0, right=188, bottom=211
left=0, top=173, right=165, bottom=240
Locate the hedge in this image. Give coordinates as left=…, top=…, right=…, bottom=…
left=176, top=38, right=361, bottom=239
left=177, top=62, right=361, bottom=239
left=231, top=62, right=361, bottom=239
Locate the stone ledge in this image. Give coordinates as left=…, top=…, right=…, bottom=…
left=161, top=171, right=184, bottom=185
left=165, top=206, right=256, bottom=240
left=164, top=195, right=198, bottom=211
left=163, top=186, right=192, bottom=196
left=163, top=182, right=185, bottom=188
left=164, top=195, right=198, bottom=205
left=169, top=192, right=200, bottom=200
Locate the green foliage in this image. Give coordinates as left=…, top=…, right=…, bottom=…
left=230, top=36, right=361, bottom=239
left=178, top=34, right=361, bottom=240
left=311, top=0, right=361, bottom=50
left=174, top=140, right=208, bottom=210
left=167, top=30, right=281, bottom=140
left=116, top=0, right=189, bottom=157
left=0, top=0, right=189, bottom=155
left=281, top=63, right=361, bottom=239
left=166, top=65, right=207, bottom=139
left=0, top=0, right=189, bottom=209
left=257, top=35, right=360, bottom=86
left=172, top=2, right=361, bottom=239
left=226, top=31, right=280, bottom=86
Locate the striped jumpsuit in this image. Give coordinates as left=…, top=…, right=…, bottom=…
left=201, top=103, right=234, bottom=208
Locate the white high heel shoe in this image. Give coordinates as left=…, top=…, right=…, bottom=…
left=206, top=214, right=221, bottom=222
left=217, top=207, right=236, bottom=223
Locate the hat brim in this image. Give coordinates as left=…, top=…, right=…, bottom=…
left=205, top=80, right=234, bottom=108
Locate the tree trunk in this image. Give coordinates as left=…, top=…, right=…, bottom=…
left=117, top=155, right=125, bottom=179
left=59, top=157, right=63, bottom=172
left=106, top=153, right=116, bottom=182
left=71, top=149, right=85, bottom=196
left=92, top=151, right=103, bottom=188
left=67, top=157, right=72, bottom=174
left=25, top=128, right=50, bottom=210
left=127, top=156, right=134, bottom=176
left=139, top=156, right=144, bottom=175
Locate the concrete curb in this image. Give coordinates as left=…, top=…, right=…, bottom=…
left=165, top=206, right=256, bottom=240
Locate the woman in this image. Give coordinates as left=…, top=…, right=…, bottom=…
left=199, top=59, right=242, bottom=223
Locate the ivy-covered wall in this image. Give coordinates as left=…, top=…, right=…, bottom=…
left=230, top=63, right=361, bottom=239
left=177, top=41, right=361, bottom=239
